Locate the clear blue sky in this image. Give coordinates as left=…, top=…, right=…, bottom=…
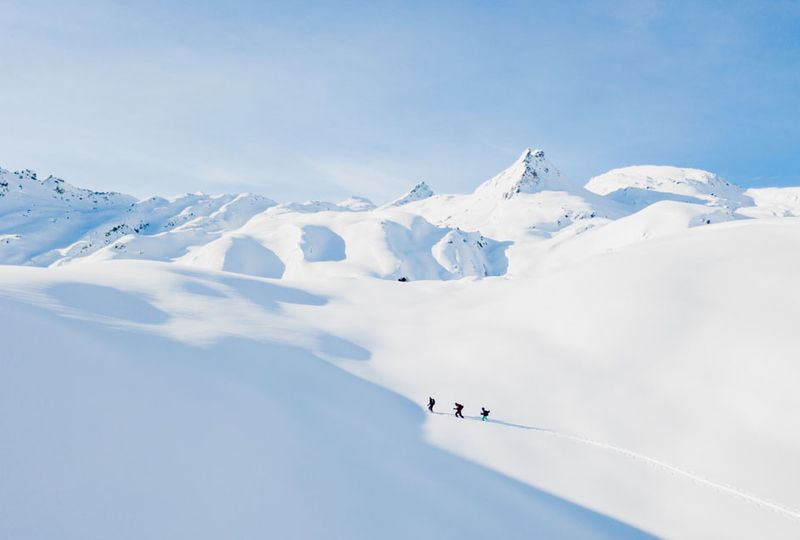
left=1, top=0, right=798, bottom=202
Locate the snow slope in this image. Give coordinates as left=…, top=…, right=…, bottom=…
left=304, top=218, right=800, bottom=539
left=0, top=262, right=645, bottom=540
left=2, top=150, right=800, bottom=538
left=739, top=187, right=800, bottom=218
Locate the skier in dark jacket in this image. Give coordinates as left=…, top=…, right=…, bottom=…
left=454, top=403, right=464, bottom=418
left=428, top=397, right=435, bottom=412
left=480, top=407, right=490, bottom=421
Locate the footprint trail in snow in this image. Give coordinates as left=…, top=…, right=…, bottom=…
left=433, top=412, right=800, bottom=522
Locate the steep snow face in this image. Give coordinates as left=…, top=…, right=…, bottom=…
left=179, top=235, right=286, bottom=278
left=379, top=215, right=508, bottom=280
left=385, top=181, right=434, bottom=207
left=585, top=166, right=751, bottom=209
left=300, top=225, right=347, bottom=262
left=474, top=148, right=581, bottom=199
left=432, top=229, right=509, bottom=278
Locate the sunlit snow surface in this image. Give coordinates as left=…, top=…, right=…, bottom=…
left=2, top=150, right=800, bottom=538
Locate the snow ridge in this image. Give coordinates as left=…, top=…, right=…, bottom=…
left=0, top=167, right=136, bottom=211
left=3, top=149, right=800, bottom=282
left=585, top=165, right=750, bottom=209
left=474, top=148, right=577, bottom=199
left=386, top=181, right=434, bottom=207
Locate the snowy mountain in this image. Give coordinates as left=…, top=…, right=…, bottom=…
left=585, top=165, right=752, bottom=209
left=1, top=151, right=796, bottom=280
left=473, top=148, right=580, bottom=198
left=384, top=180, right=434, bottom=207
left=0, top=167, right=136, bottom=210
left=337, top=195, right=376, bottom=211
left=0, top=167, right=277, bottom=266
left=3, top=149, right=800, bottom=538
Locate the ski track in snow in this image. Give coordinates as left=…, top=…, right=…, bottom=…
left=434, top=413, right=800, bottom=522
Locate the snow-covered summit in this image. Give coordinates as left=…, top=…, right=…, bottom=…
left=0, top=167, right=136, bottom=210
left=385, top=181, right=434, bottom=207
left=337, top=196, right=376, bottom=211
left=473, top=148, right=580, bottom=199
left=397, top=148, right=615, bottom=241
left=585, top=165, right=751, bottom=209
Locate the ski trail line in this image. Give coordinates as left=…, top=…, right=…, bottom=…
left=439, top=413, right=800, bottom=522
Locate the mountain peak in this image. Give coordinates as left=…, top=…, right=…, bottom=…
left=520, top=148, right=546, bottom=161
left=474, top=147, right=574, bottom=199
left=0, top=166, right=136, bottom=208
left=386, top=181, right=434, bottom=207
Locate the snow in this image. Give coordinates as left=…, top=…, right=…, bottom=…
left=337, top=195, right=376, bottom=211
left=180, top=235, right=286, bottom=278
left=739, top=187, right=800, bottom=218
left=585, top=165, right=752, bottom=209
left=384, top=180, right=434, bottom=207
left=299, top=225, right=347, bottom=262
left=0, top=262, right=644, bottom=540
left=2, top=150, right=800, bottom=538
left=474, top=148, right=584, bottom=199
left=0, top=165, right=276, bottom=266
left=541, top=200, right=736, bottom=269
left=309, top=218, right=800, bottom=539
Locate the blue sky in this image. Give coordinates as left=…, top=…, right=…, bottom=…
left=1, top=0, right=798, bottom=202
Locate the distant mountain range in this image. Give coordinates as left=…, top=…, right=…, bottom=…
left=2, top=149, right=798, bottom=279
